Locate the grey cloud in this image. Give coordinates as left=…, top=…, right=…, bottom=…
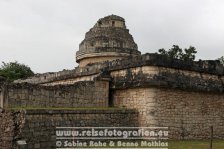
left=0, top=0, right=223, bottom=73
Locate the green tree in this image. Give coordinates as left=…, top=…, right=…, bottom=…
left=0, top=61, right=34, bottom=81
left=182, top=46, right=197, bottom=61
left=157, top=45, right=197, bottom=61
left=218, top=56, right=224, bottom=65
left=167, top=45, right=183, bottom=59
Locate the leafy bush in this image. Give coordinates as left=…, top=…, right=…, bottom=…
left=0, top=61, right=34, bottom=81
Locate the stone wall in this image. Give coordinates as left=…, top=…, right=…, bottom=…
left=0, top=110, right=15, bottom=149
left=14, top=66, right=101, bottom=85
left=14, top=53, right=224, bottom=86
left=79, top=56, right=127, bottom=67
left=14, top=63, right=106, bottom=85
left=42, top=74, right=99, bottom=86
left=0, top=109, right=138, bottom=149
left=107, top=53, right=224, bottom=75
left=3, top=81, right=109, bottom=108
left=0, top=110, right=25, bottom=149
left=110, top=61, right=224, bottom=139
left=112, top=88, right=224, bottom=139
left=8, top=53, right=224, bottom=141
left=0, top=87, right=3, bottom=108
left=110, top=65, right=224, bottom=92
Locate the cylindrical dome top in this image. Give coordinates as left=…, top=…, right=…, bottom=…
left=76, top=15, right=141, bottom=67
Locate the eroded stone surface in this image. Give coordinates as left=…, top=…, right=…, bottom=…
left=0, top=15, right=224, bottom=149
left=76, top=15, right=141, bottom=67
left=113, top=88, right=224, bottom=139
left=0, top=109, right=138, bottom=149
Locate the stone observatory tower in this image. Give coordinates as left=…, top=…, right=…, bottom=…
left=76, top=15, right=141, bottom=67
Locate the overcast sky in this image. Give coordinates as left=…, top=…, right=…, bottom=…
left=0, top=0, right=224, bottom=73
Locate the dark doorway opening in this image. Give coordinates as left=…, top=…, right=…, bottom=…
left=109, top=90, right=114, bottom=107
left=112, top=21, right=115, bottom=27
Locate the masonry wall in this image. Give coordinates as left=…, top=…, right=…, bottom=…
left=79, top=56, right=125, bottom=67
left=14, top=53, right=224, bottom=86
left=0, top=88, right=3, bottom=108
left=110, top=62, right=223, bottom=139
left=0, top=109, right=138, bottom=149
left=42, top=74, right=99, bottom=86
left=0, top=110, right=25, bottom=149
left=110, top=65, right=224, bottom=92
left=0, top=110, right=15, bottom=149
left=112, top=88, right=224, bottom=139
left=4, top=81, right=109, bottom=108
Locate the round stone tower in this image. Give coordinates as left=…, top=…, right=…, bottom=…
left=76, top=15, right=141, bottom=67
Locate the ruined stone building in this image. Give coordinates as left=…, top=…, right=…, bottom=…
left=0, top=15, right=224, bottom=148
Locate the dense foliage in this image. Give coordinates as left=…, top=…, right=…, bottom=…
left=0, top=61, right=34, bottom=81
left=157, top=45, right=197, bottom=61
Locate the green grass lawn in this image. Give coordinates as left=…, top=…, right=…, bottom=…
left=169, top=140, right=224, bottom=149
